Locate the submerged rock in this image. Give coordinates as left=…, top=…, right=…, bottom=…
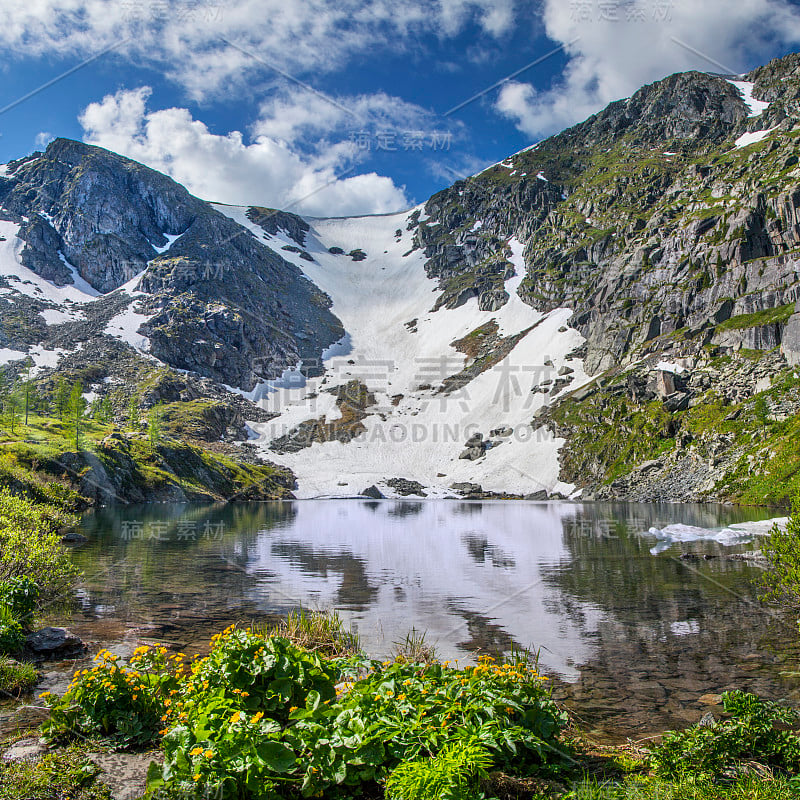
left=61, top=531, right=88, bottom=544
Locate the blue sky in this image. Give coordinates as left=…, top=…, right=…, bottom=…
left=2, top=1, right=800, bottom=215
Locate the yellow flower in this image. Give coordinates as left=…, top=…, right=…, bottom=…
left=193, top=774, right=201, bottom=782
left=204, top=750, right=214, bottom=759
left=231, top=711, right=241, bottom=723
left=289, top=706, right=298, bottom=712
left=251, top=712, right=264, bottom=724
left=190, top=747, right=203, bottom=756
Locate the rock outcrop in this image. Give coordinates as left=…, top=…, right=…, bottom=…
left=0, top=139, right=344, bottom=389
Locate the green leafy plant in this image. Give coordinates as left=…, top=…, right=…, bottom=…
left=145, top=632, right=568, bottom=799
left=0, top=574, right=40, bottom=625
left=0, top=488, right=79, bottom=603
left=384, top=737, right=493, bottom=800
left=42, top=645, right=185, bottom=746
left=149, top=629, right=339, bottom=797
left=0, top=606, right=25, bottom=655
left=183, top=627, right=340, bottom=722
left=761, top=497, right=800, bottom=610
left=650, top=690, right=800, bottom=778
left=282, top=652, right=567, bottom=798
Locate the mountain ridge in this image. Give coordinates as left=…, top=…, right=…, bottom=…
left=4, top=55, right=800, bottom=502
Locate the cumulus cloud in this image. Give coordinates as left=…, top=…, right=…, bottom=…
left=252, top=91, right=445, bottom=148
left=78, top=86, right=418, bottom=215
left=34, top=132, right=54, bottom=149
left=496, top=0, right=800, bottom=139
left=0, top=1, right=523, bottom=99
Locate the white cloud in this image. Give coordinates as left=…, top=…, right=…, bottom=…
left=78, top=87, right=413, bottom=215
left=496, top=0, right=800, bottom=139
left=252, top=91, right=443, bottom=148
left=0, top=1, right=521, bottom=99
left=35, top=132, right=54, bottom=149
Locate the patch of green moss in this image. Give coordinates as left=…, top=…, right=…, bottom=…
left=716, top=303, right=794, bottom=331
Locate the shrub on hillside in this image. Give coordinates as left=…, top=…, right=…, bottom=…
left=0, top=488, right=79, bottom=604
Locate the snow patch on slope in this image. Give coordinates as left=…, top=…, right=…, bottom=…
left=239, top=208, right=590, bottom=498
left=104, top=303, right=153, bottom=353
left=0, top=220, right=100, bottom=304
left=735, top=127, right=776, bottom=149
left=40, top=307, right=84, bottom=325
left=0, top=347, right=27, bottom=365
left=152, top=232, right=184, bottom=254
left=728, top=80, right=770, bottom=117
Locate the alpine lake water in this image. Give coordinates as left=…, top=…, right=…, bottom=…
left=9, top=499, right=800, bottom=743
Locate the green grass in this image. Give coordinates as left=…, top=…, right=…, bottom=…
left=159, top=398, right=231, bottom=442
left=547, top=355, right=800, bottom=506
left=715, top=303, right=795, bottom=331
left=561, top=774, right=800, bottom=799
left=0, top=741, right=113, bottom=800
left=260, top=609, right=361, bottom=658
left=0, top=407, right=293, bottom=506
left=0, top=656, right=37, bottom=695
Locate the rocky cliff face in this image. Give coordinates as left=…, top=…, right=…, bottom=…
left=412, top=62, right=800, bottom=375
left=0, top=139, right=343, bottom=389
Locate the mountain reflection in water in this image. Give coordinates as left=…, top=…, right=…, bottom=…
left=72, top=499, right=800, bottom=738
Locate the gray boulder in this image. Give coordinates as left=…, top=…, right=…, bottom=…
left=459, top=446, right=484, bottom=461
left=524, top=489, right=548, bottom=501
left=25, top=627, right=87, bottom=661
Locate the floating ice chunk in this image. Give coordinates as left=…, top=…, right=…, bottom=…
left=645, top=523, right=757, bottom=554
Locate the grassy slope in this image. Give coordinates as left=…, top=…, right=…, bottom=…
left=0, top=411, right=293, bottom=509
left=547, top=350, right=800, bottom=506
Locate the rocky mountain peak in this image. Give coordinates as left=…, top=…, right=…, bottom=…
left=563, top=71, right=749, bottom=151
left=0, top=138, right=204, bottom=292
left=0, top=138, right=344, bottom=389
